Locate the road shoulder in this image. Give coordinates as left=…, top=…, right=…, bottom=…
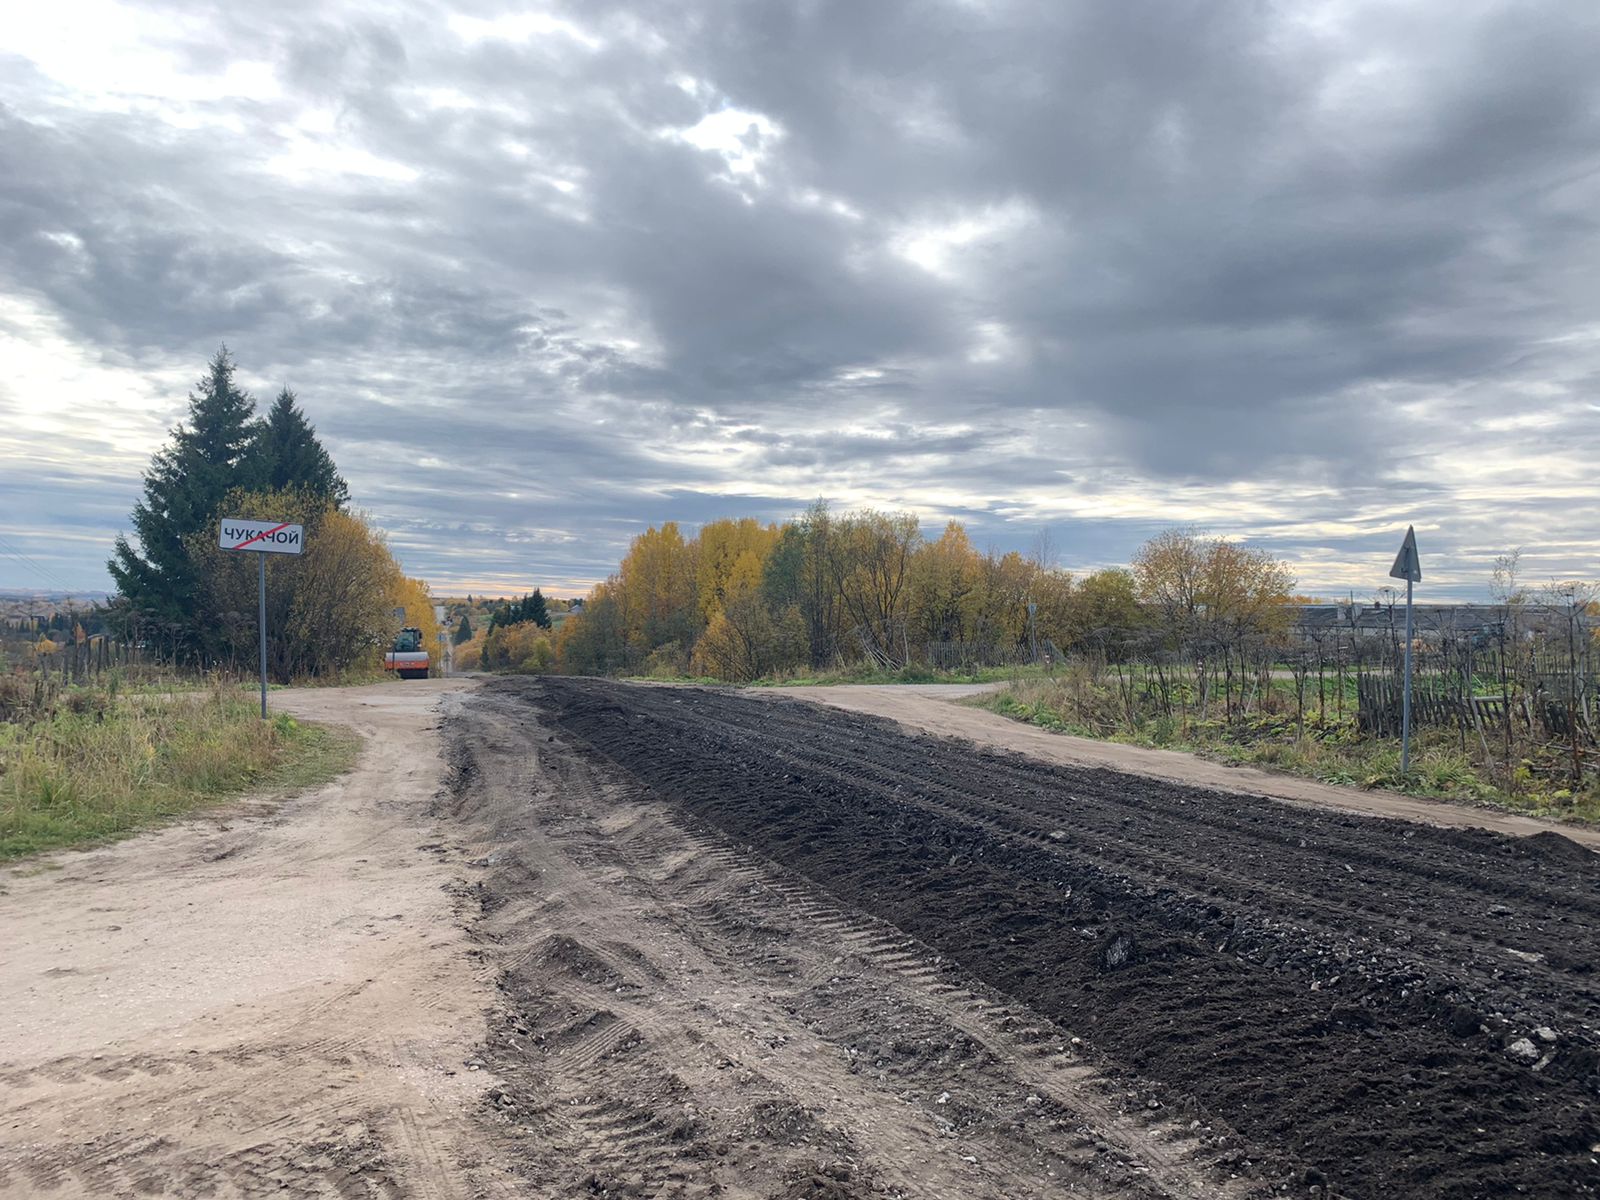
left=0, top=678, right=514, bottom=1198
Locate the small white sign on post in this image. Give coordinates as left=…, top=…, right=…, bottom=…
left=219, top=519, right=305, bottom=555
left=220, top=517, right=306, bottom=719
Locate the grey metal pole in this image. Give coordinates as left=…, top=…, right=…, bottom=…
left=258, top=550, right=268, bottom=719
left=1401, top=575, right=1414, bottom=774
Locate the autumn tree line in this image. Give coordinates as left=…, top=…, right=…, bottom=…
left=468, top=505, right=1296, bottom=683
left=103, top=349, right=439, bottom=680
left=451, top=589, right=571, bottom=674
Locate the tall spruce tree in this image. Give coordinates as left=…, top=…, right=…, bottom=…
left=248, top=388, right=349, bottom=506
left=109, top=348, right=257, bottom=640
left=453, top=614, right=473, bottom=645
left=527, top=588, right=550, bottom=629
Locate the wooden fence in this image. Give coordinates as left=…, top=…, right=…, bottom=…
left=3, top=635, right=154, bottom=684
left=1357, top=675, right=1597, bottom=745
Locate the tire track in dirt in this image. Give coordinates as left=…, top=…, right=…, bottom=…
left=717, top=706, right=1599, bottom=1028
left=706, top=693, right=1600, bottom=927
left=519, top=677, right=1600, bottom=1200
left=445, top=680, right=1269, bottom=1199
left=791, top=684, right=1600, bottom=851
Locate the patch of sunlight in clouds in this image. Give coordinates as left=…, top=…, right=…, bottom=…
left=265, top=139, right=420, bottom=184
left=991, top=475, right=1287, bottom=526
left=967, top=321, right=1022, bottom=365
left=889, top=199, right=1037, bottom=279
left=6, top=3, right=278, bottom=117
left=1477, top=410, right=1566, bottom=433
left=666, top=107, right=786, bottom=190
left=0, top=296, right=182, bottom=473
left=447, top=11, right=601, bottom=50
left=794, top=188, right=865, bottom=222
left=1425, top=448, right=1593, bottom=492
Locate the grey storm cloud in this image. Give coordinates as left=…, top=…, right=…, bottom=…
left=1, top=0, right=1597, bottom=597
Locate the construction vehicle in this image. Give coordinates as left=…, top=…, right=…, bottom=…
left=384, top=627, right=430, bottom=679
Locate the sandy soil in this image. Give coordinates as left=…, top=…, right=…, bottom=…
left=0, top=679, right=519, bottom=1199
left=782, top=684, right=1600, bottom=850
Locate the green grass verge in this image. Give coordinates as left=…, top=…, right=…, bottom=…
left=975, top=680, right=1600, bottom=825
left=0, top=689, right=362, bottom=862
left=254, top=718, right=363, bottom=796
left=116, top=669, right=390, bottom=695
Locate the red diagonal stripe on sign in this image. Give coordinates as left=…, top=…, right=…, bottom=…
left=233, top=522, right=290, bottom=550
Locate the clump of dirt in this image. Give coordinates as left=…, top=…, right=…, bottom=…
left=770, top=1162, right=870, bottom=1199
left=1523, top=828, right=1595, bottom=863
left=734, top=1100, right=823, bottom=1146
left=1100, top=932, right=1138, bottom=970
left=524, top=933, right=635, bottom=989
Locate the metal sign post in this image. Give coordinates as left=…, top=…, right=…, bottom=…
left=433, top=605, right=447, bottom=677
left=1389, top=526, right=1422, bottom=774
left=220, top=519, right=306, bottom=718
left=258, top=552, right=267, bottom=718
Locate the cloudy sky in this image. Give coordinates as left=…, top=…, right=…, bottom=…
left=3, top=0, right=1598, bottom=600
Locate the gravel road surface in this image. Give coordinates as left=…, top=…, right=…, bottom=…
left=519, top=677, right=1599, bottom=1199
left=448, top=679, right=1269, bottom=1199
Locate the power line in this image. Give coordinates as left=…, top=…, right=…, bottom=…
left=0, top=532, right=70, bottom=588
left=0, top=531, right=77, bottom=595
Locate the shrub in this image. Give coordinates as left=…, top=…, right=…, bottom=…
left=0, top=675, right=51, bottom=723
left=62, top=687, right=111, bottom=719
left=642, top=642, right=688, bottom=679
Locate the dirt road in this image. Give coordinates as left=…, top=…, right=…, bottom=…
left=0, top=679, right=516, bottom=1199
left=787, top=684, right=1600, bottom=849
left=6, top=675, right=1596, bottom=1199
left=522, top=678, right=1599, bottom=1200
left=445, top=679, right=1267, bottom=1199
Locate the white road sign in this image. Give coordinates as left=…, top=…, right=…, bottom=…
left=219, top=518, right=305, bottom=555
